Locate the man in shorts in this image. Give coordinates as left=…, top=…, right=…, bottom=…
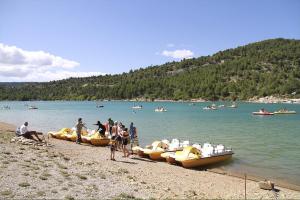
left=17, top=122, right=43, bottom=142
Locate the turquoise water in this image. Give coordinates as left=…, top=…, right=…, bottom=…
left=1, top=101, right=300, bottom=185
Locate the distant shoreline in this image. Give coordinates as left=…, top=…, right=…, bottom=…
left=1, top=96, right=300, bottom=104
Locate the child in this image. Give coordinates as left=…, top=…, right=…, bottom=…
left=110, top=135, right=117, bottom=161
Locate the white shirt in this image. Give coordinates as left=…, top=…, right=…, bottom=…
left=20, top=124, right=28, bottom=135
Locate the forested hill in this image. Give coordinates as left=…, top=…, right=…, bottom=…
left=1, top=38, right=300, bottom=101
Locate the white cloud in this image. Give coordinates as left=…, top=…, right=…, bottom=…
left=161, top=49, right=194, bottom=59
left=0, top=43, right=104, bottom=82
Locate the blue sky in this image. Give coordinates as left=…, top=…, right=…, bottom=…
left=0, top=0, right=299, bottom=81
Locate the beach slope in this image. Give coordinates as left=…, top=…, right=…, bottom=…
left=0, top=122, right=299, bottom=199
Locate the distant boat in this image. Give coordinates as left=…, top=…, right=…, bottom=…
left=1, top=105, right=10, bottom=110
left=274, top=109, right=296, bottom=114
left=188, top=103, right=196, bottom=106
left=96, top=105, right=104, bottom=108
left=155, top=107, right=167, bottom=112
left=218, top=104, right=225, bottom=108
left=28, top=106, right=38, bottom=110
left=132, top=105, right=143, bottom=109
left=228, top=103, right=238, bottom=108
left=252, top=109, right=273, bottom=115
left=203, top=104, right=217, bottom=110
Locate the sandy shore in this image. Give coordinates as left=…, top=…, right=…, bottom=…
left=1, top=122, right=300, bottom=199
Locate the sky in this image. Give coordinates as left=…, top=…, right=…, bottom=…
left=0, top=0, right=300, bottom=82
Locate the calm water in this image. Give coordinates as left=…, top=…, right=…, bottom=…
left=1, top=101, right=300, bottom=185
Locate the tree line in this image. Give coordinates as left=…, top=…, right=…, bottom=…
left=1, top=38, right=300, bottom=101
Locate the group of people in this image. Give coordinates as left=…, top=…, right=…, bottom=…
left=16, top=118, right=138, bottom=161
left=75, top=117, right=138, bottom=161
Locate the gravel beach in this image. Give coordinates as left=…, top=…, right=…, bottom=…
left=1, top=121, right=300, bottom=199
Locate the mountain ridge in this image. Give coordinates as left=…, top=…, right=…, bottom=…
left=1, top=38, right=300, bottom=101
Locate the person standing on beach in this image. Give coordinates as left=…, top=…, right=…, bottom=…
left=129, top=122, right=136, bottom=151
left=122, top=128, right=130, bottom=157
left=109, top=134, right=117, bottom=161
left=94, top=121, right=106, bottom=137
left=75, top=118, right=86, bottom=144
left=108, top=118, right=114, bottom=135
left=116, top=122, right=123, bottom=151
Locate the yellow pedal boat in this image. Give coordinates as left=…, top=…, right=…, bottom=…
left=48, top=128, right=72, bottom=140
left=133, top=141, right=169, bottom=160
left=162, top=146, right=233, bottom=168
left=90, top=133, right=110, bottom=146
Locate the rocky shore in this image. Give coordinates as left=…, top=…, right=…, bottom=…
left=247, top=96, right=300, bottom=104
left=1, top=122, right=300, bottom=199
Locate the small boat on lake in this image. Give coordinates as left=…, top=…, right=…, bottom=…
left=252, top=108, right=274, bottom=115
left=203, top=105, right=217, bottom=110
left=155, top=107, right=167, bottom=112
left=28, top=105, right=38, bottom=110
left=228, top=103, right=238, bottom=108
left=1, top=105, right=10, bottom=110
left=132, top=105, right=143, bottom=109
left=274, top=109, right=296, bottom=114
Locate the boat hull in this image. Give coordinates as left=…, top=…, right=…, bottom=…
left=137, top=150, right=149, bottom=158
left=179, top=154, right=233, bottom=168
left=274, top=111, right=296, bottom=114
left=166, top=156, right=176, bottom=164
left=90, top=138, right=110, bottom=146
left=81, top=136, right=91, bottom=144
left=252, top=112, right=274, bottom=115
left=149, top=151, right=165, bottom=160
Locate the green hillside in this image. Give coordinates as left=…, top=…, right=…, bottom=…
left=1, top=38, right=300, bottom=101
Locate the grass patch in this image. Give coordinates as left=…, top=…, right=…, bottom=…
left=36, top=191, right=46, bottom=197
left=31, top=165, right=40, bottom=170
left=63, top=156, right=70, bottom=161
left=64, top=195, right=75, bottom=200
left=127, top=176, right=137, bottom=181
left=55, top=162, right=68, bottom=169
left=76, top=161, right=83, bottom=165
left=92, top=184, right=98, bottom=191
left=0, top=132, right=13, bottom=142
left=18, top=182, right=30, bottom=187
left=100, top=173, right=106, bottom=179
left=39, top=175, right=48, bottom=180
left=60, top=170, right=70, bottom=178
left=51, top=189, right=58, bottom=193
left=76, top=173, right=87, bottom=180
left=117, top=168, right=129, bottom=174
left=2, top=161, right=9, bottom=165
left=42, top=171, right=52, bottom=177
left=61, top=187, right=68, bottom=191
left=1, top=189, right=13, bottom=196
left=22, top=172, right=30, bottom=176
left=113, top=193, right=140, bottom=200
left=67, top=183, right=75, bottom=187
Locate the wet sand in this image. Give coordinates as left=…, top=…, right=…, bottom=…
left=1, top=121, right=300, bottom=199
